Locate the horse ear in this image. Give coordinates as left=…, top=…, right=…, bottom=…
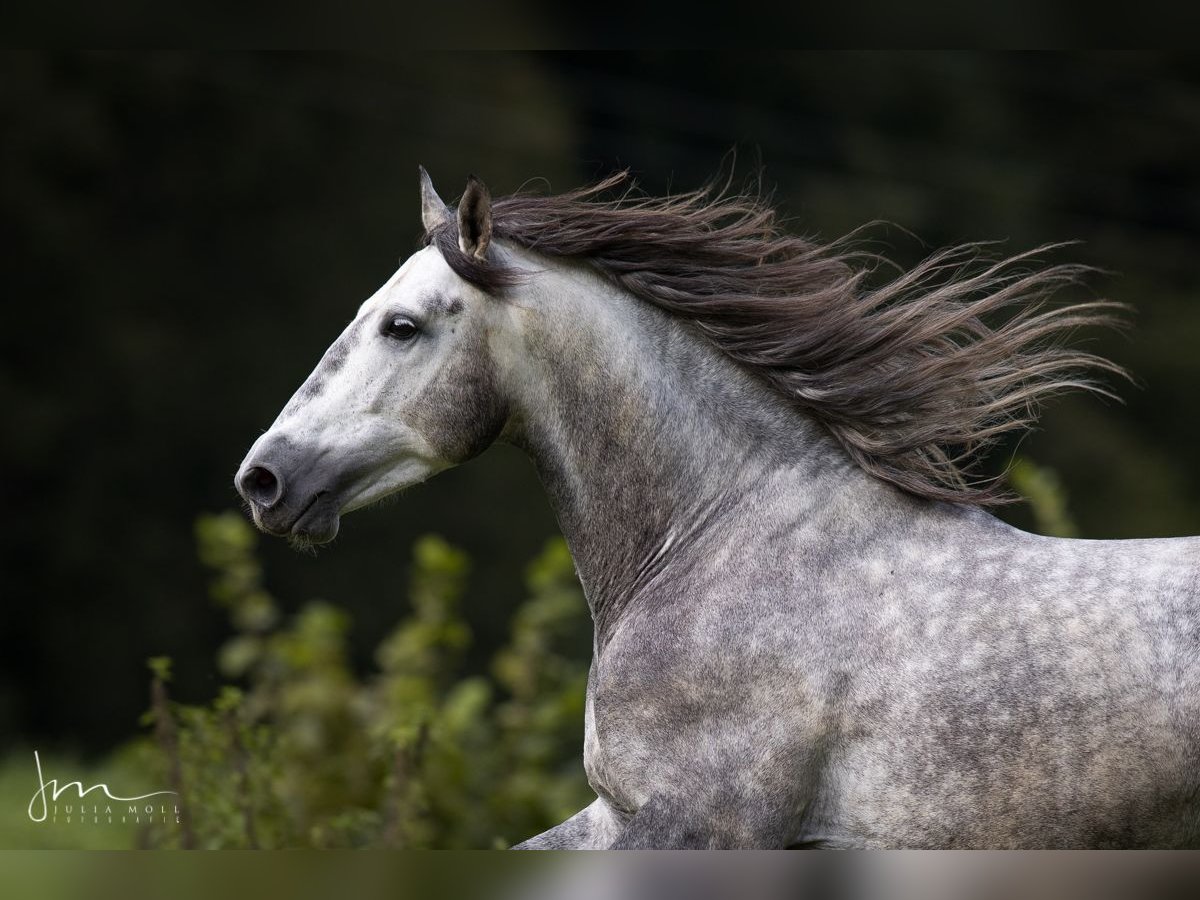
left=457, top=175, right=492, bottom=260
left=419, top=165, right=450, bottom=233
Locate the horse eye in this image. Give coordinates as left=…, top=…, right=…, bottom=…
left=383, top=316, right=419, bottom=341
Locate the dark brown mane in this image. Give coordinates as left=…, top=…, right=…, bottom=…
left=424, top=171, right=1126, bottom=505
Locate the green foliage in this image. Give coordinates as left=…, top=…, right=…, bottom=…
left=133, top=512, right=591, bottom=849
left=1009, top=456, right=1080, bottom=538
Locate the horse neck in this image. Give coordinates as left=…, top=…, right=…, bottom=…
left=498, top=256, right=856, bottom=634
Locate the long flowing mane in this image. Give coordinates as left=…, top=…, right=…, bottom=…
left=424, top=172, right=1126, bottom=505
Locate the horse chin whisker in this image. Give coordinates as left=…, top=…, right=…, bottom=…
left=285, top=533, right=322, bottom=556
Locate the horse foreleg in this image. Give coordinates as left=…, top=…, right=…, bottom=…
left=511, top=798, right=624, bottom=849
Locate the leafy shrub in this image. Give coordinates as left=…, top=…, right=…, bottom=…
left=133, top=513, right=591, bottom=849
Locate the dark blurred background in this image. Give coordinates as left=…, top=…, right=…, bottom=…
left=3, top=52, right=1198, bottom=756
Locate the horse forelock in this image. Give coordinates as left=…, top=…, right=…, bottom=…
left=421, top=171, right=1128, bottom=506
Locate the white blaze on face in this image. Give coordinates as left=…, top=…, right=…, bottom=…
left=254, top=246, right=481, bottom=517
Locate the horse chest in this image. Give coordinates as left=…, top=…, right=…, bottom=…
left=579, top=607, right=828, bottom=818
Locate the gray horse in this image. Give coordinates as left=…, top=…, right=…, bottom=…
left=235, top=168, right=1200, bottom=848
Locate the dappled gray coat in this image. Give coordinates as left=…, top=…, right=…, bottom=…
left=236, top=169, right=1200, bottom=848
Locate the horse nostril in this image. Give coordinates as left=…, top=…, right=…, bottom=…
left=239, top=464, right=284, bottom=508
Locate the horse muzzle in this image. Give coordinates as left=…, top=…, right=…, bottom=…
left=235, top=436, right=342, bottom=545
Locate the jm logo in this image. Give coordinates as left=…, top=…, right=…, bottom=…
left=27, top=750, right=177, bottom=823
